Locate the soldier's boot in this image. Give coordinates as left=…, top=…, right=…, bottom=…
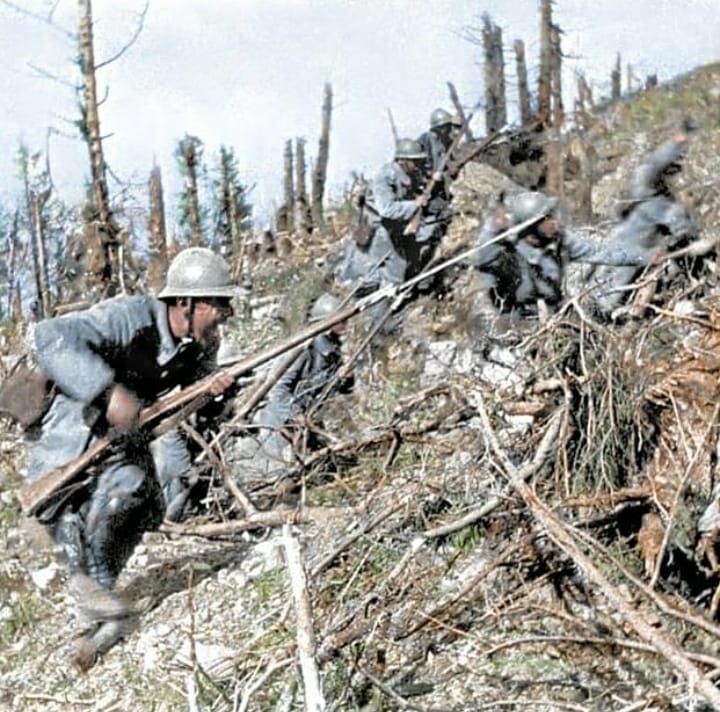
left=73, top=616, right=137, bottom=672
left=68, top=573, right=137, bottom=670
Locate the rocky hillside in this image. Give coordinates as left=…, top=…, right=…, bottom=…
left=2, top=63, right=720, bottom=711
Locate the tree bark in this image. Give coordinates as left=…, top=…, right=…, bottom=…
left=446, top=82, right=474, bottom=141
left=611, top=53, right=622, bottom=100
left=176, top=135, right=205, bottom=246
left=537, top=0, right=552, bottom=127
left=550, top=22, right=564, bottom=128
left=77, top=0, right=119, bottom=294
left=295, top=137, right=311, bottom=238
left=311, top=83, right=332, bottom=231
left=513, top=39, right=533, bottom=126
left=482, top=14, right=506, bottom=133
left=282, top=138, right=295, bottom=234
left=147, top=164, right=168, bottom=292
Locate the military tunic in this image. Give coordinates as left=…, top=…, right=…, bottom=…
left=27, top=295, right=216, bottom=587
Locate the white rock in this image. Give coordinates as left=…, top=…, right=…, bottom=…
left=29, top=562, right=60, bottom=591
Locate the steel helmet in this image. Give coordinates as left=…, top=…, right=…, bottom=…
left=508, top=192, right=559, bottom=225
left=158, top=247, right=235, bottom=299
left=450, top=113, right=463, bottom=127
left=308, top=292, right=342, bottom=322
left=429, top=108, right=453, bottom=129
left=395, top=138, right=427, bottom=161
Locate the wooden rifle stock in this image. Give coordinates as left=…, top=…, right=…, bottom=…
left=17, top=301, right=363, bottom=517
left=403, top=128, right=506, bottom=237
left=403, top=111, right=474, bottom=237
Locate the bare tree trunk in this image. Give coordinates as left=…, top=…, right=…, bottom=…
left=386, top=107, right=399, bottom=145
left=177, top=136, right=204, bottom=246
left=575, top=74, right=591, bottom=130
left=6, top=211, right=19, bottom=318
left=482, top=14, right=506, bottom=133
left=78, top=0, right=119, bottom=294
left=570, top=133, right=594, bottom=222
left=537, top=0, right=552, bottom=127
left=550, top=23, right=564, bottom=128
left=311, top=82, right=332, bottom=231
left=295, top=137, right=311, bottom=238
left=514, top=39, right=533, bottom=126
left=147, top=165, right=168, bottom=292
left=545, top=127, right=564, bottom=199
left=446, top=81, right=474, bottom=141
left=31, top=194, right=52, bottom=318
left=611, top=53, right=622, bottom=100
left=283, top=139, right=295, bottom=235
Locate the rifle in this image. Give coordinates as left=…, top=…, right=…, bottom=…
left=18, top=215, right=543, bottom=518
left=18, top=299, right=367, bottom=517
left=403, top=128, right=508, bottom=239
left=403, top=112, right=473, bottom=237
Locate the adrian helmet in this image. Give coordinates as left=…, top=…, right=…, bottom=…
left=158, top=247, right=235, bottom=299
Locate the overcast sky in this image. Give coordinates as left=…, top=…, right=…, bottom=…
left=0, top=0, right=717, bottom=229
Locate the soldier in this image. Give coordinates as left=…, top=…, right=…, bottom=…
left=231, top=292, right=353, bottom=481
left=350, top=138, right=445, bottom=327
left=591, top=131, right=700, bottom=316
left=416, top=108, right=462, bottom=178
left=470, top=191, right=654, bottom=318
left=24, top=247, right=236, bottom=669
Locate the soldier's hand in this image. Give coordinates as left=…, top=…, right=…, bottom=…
left=414, top=195, right=428, bottom=209
left=432, top=170, right=443, bottom=182
left=649, top=248, right=667, bottom=267
left=106, top=384, right=141, bottom=432
left=209, top=371, right=235, bottom=396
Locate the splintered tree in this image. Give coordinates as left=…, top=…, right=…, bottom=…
left=147, top=165, right=168, bottom=292
left=17, top=145, right=52, bottom=318
left=311, top=82, right=332, bottom=231
left=77, top=0, right=122, bottom=295
left=514, top=39, right=534, bottom=126
left=537, top=0, right=553, bottom=127
left=545, top=19, right=565, bottom=197
left=280, top=138, right=295, bottom=234
left=0, top=210, right=20, bottom=320
left=611, top=53, right=622, bottom=100
left=295, top=137, right=312, bottom=238
left=175, top=134, right=206, bottom=247
left=482, top=13, right=507, bottom=133
left=214, top=146, right=252, bottom=274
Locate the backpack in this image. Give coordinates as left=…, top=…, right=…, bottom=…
left=0, top=356, right=55, bottom=429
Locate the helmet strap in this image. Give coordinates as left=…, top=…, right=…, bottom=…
left=187, top=297, right=197, bottom=340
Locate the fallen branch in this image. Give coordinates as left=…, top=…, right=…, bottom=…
left=470, top=389, right=720, bottom=711
left=282, top=524, right=326, bottom=712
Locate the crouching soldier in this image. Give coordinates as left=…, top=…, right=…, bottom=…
left=231, top=293, right=353, bottom=483
left=469, top=191, right=653, bottom=319
left=23, top=247, right=236, bottom=669
left=591, top=130, right=702, bottom=316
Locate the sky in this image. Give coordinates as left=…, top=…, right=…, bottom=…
left=0, top=0, right=718, bottom=230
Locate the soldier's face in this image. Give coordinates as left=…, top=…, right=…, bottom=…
left=538, top=215, right=560, bottom=238
left=192, top=298, right=234, bottom=347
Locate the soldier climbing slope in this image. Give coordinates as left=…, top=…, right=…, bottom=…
left=341, top=138, right=451, bottom=330
left=229, top=292, right=353, bottom=483
left=23, top=247, right=237, bottom=669
left=590, top=128, right=705, bottom=317
left=469, top=191, right=656, bottom=321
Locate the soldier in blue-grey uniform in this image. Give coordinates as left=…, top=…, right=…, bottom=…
left=590, top=131, right=699, bottom=315
left=25, top=246, right=236, bottom=668
left=351, top=138, right=447, bottom=327
left=231, top=292, right=353, bottom=481
left=470, top=191, right=655, bottom=318
left=417, top=107, right=462, bottom=179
